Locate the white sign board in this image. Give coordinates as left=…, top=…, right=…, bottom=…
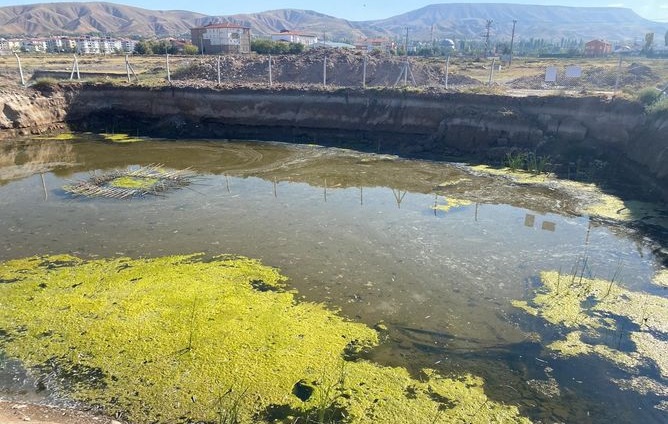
left=545, top=67, right=557, bottom=82
left=565, top=66, right=582, bottom=78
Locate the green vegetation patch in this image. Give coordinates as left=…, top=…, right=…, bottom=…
left=35, top=132, right=76, bottom=141
left=0, top=254, right=530, bottom=424
left=513, top=270, right=668, bottom=378
left=101, top=133, right=144, bottom=143
left=109, top=176, right=159, bottom=190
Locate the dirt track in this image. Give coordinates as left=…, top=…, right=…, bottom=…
left=0, top=401, right=119, bottom=424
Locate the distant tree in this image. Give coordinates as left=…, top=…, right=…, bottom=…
left=287, top=42, right=304, bottom=54
left=251, top=39, right=304, bottom=54
left=133, top=41, right=151, bottom=55
left=183, top=44, right=199, bottom=55
left=644, top=32, right=654, bottom=53
left=154, top=39, right=178, bottom=55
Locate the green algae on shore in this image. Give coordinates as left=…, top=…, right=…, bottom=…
left=100, top=133, right=144, bottom=143
left=654, top=270, right=668, bottom=287
left=513, top=271, right=668, bottom=378
left=0, top=254, right=530, bottom=424
left=467, top=165, right=668, bottom=227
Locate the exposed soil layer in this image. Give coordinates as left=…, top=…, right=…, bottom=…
left=1, top=82, right=666, bottom=203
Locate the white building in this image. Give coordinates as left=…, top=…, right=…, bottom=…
left=76, top=37, right=101, bottom=54
left=190, top=23, right=251, bottom=54
left=121, top=39, right=137, bottom=53
left=270, top=30, right=318, bottom=46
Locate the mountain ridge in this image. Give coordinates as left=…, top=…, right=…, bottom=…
left=0, top=2, right=664, bottom=42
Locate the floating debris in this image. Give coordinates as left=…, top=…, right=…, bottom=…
left=63, top=164, right=195, bottom=199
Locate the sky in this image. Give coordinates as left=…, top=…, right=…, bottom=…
left=0, top=0, right=667, bottom=22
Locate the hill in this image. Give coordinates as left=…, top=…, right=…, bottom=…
left=365, top=3, right=665, bottom=41
left=0, top=2, right=205, bottom=37
left=0, top=2, right=664, bottom=42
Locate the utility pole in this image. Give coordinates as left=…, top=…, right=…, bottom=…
left=404, top=27, right=409, bottom=85
left=509, top=19, right=517, bottom=67
left=484, top=19, right=493, bottom=57
left=430, top=24, right=435, bottom=50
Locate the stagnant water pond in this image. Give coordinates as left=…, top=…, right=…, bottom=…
left=0, top=134, right=667, bottom=423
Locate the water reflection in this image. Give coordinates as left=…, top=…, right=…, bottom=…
left=0, top=135, right=666, bottom=423
left=0, top=138, right=75, bottom=185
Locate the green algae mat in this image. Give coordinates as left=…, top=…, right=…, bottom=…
left=0, top=254, right=530, bottom=423
left=513, top=270, right=668, bottom=379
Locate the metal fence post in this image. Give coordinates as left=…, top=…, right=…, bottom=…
left=166, top=53, right=171, bottom=83
left=217, top=56, right=221, bottom=84
left=445, top=55, right=450, bottom=89
left=614, top=54, right=622, bottom=95
left=125, top=54, right=131, bottom=83
left=362, top=54, right=367, bottom=89
left=323, top=55, right=327, bottom=87
left=488, top=58, right=496, bottom=85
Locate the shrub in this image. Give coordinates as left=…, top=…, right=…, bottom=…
left=30, top=77, right=59, bottom=93
left=637, top=87, right=662, bottom=105
left=646, top=96, right=668, bottom=116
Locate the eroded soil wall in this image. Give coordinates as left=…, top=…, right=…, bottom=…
left=1, top=85, right=666, bottom=200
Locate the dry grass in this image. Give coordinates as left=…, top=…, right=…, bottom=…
left=1, top=53, right=666, bottom=94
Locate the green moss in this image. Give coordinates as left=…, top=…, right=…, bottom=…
left=36, top=132, right=76, bottom=141
left=0, top=254, right=530, bottom=424
left=469, top=164, right=552, bottom=184
left=109, top=176, right=159, bottom=190
left=514, top=271, right=668, bottom=378
left=101, top=133, right=144, bottom=143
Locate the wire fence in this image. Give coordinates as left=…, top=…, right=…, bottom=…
left=1, top=50, right=666, bottom=95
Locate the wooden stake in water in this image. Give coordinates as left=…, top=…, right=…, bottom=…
left=40, top=173, right=48, bottom=201
left=359, top=186, right=363, bottom=206
left=14, top=53, right=25, bottom=86
left=268, top=55, right=273, bottom=86
left=324, top=179, right=327, bottom=202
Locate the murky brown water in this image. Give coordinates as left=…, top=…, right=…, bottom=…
left=0, top=135, right=666, bottom=423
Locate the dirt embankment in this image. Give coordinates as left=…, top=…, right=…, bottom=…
left=0, top=85, right=70, bottom=139
left=1, top=82, right=666, bottom=201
